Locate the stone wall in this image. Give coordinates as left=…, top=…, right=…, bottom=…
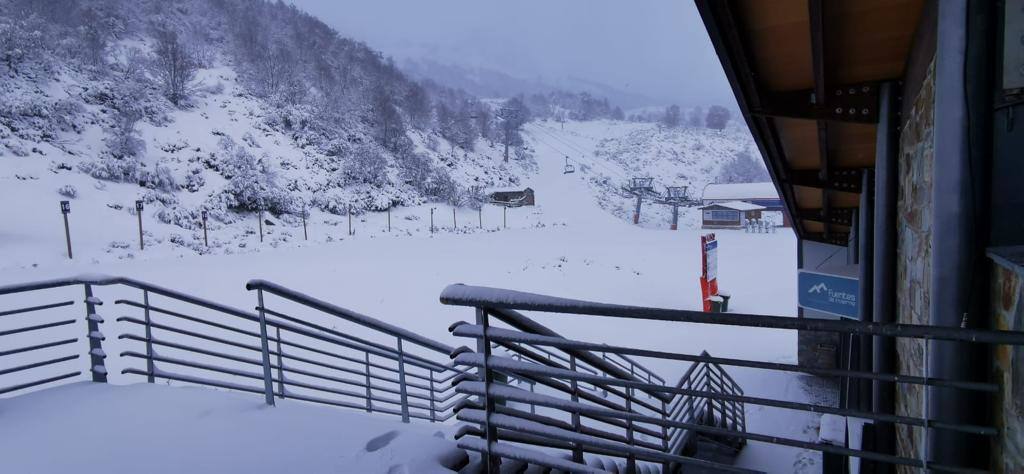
left=895, top=58, right=935, bottom=469
left=989, top=250, right=1024, bottom=473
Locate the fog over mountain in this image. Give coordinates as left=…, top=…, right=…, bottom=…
left=287, top=0, right=737, bottom=108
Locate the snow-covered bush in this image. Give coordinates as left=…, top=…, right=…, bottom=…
left=339, top=144, right=388, bottom=187
left=78, top=156, right=140, bottom=183
left=139, top=164, right=177, bottom=192
left=219, top=146, right=291, bottom=214
left=57, top=184, right=77, bottom=198
left=183, top=166, right=205, bottom=192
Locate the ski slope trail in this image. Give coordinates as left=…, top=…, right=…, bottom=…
left=523, top=122, right=632, bottom=230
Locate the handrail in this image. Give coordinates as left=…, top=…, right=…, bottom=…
left=483, top=306, right=673, bottom=404
left=247, top=279, right=455, bottom=355
left=440, top=283, right=1024, bottom=344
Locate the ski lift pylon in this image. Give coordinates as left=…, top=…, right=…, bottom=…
left=563, top=156, right=576, bottom=174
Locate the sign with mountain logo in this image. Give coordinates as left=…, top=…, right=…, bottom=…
left=798, top=270, right=859, bottom=318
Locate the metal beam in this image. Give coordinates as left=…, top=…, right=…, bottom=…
left=754, top=83, right=883, bottom=123
left=796, top=207, right=856, bottom=226
left=809, top=0, right=833, bottom=241
left=789, top=169, right=864, bottom=193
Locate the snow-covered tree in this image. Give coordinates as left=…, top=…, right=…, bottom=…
left=717, top=150, right=769, bottom=183
left=705, top=105, right=731, bottom=131
left=150, top=27, right=197, bottom=107
left=662, top=105, right=681, bottom=128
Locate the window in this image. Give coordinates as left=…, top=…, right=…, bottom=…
left=703, top=210, right=739, bottom=221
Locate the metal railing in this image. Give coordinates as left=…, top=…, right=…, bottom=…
left=440, top=283, right=1024, bottom=474
left=443, top=298, right=750, bottom=473
left=0, top=275, right=469, bottom=425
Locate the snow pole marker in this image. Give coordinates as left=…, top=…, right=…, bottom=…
left=136, top=200, right=145, bottom=250
left=201, top=210, right=209, bottom=247
left=258, top=209, right=264, bottom=243
left=60, top=201, right=72, bottom=259
left=453, top=208, right=457, bottom=229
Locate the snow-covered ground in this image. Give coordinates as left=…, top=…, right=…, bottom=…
left=0, top=382, right=464, bottom=474
left=0, top=122, right=824, bottom=473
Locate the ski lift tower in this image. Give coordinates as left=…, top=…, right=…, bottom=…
left=662, top=185, right=691, bottom=230
left=624, top=177, right=656, bottom=225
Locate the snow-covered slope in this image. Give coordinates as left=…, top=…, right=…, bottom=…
left=525, top=120, right=757, bottom=229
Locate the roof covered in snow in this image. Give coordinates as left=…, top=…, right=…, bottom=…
left=701, top=201, right=766, bottom=211
left=702, top=182, right=779, bottom=201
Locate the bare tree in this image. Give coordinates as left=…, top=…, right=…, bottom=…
left=151, top=28, right=197, bottom=106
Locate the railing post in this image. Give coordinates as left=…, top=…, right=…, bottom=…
left=663, top=399, right=671, bottom=472
left=396, top=336, right=410, bottom=423
left=476, top=308, right=501, bottom=473
left=83, top=284, right=107, bottom=383
left=255, top=289, right=276, bottom=406
left=142, top=289, right=154, bottom=383
left=625, top=386, right=637, bottom=474
left=274, top=326, right=285, bottom=398
left=568, top=354, right=584, bottom=464
left=429, top=369, right=437, bottom=422
left=364, top=351, right=373, bottom=413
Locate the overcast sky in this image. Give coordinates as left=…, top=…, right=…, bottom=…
left=287, top=0, right=736, bottom=108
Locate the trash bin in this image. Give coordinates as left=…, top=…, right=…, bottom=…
left=718, top=292, right=731, bottom=312
left=708, top=295, right=724, bottom=313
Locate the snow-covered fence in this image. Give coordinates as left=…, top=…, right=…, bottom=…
left=0, top=275, right=470, bottom=425
left=439, top=284, right=1024, bottom=473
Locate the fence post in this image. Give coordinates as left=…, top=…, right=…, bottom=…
left=143, top=289, right=154, bottom=383
left=255, top=289, right=275, bottom=406
left=274, top=326, right=285, bottom=398
left=83, top=284, right=107, bottom=383
left=568, top=354, right=584, bottom=464
left=476, top=308, right=501, bottom=473
left=396, top=336, right=410, bottom=423
left=364, top=351, right=373, bottom=413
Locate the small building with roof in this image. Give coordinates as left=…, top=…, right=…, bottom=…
left=700, top=201, right=766, bottom=229
left=703, top=182, right=787, bottom=226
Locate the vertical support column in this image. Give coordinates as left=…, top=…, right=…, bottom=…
left=143, top=289, right=154, bottom=383
left=930, top=1, right=976, bottom=467
left=255, top=289, right=275, bottom=406
left=873, top=81, right=899, bottom=461
left=857, top=170, right=875, bottom=413
left=396, top=336, right=410, bottom=423
left=476, top=308, right=501, bottom=473
left=633, top=194, right=643, bottom=224
left=83, top=284, right=107, bottom=383
left=274, top=326, right=285, bottom=398
left=568, top=354, right=584, bottom=464
left=364, top=352, right=373, bottom=413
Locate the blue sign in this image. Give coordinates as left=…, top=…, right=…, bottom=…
left=798, top=270, right=859, bottom=318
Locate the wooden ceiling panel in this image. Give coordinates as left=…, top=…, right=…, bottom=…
left=735, top=0, right=813, bottom=91
left=829, top=122, right=878, bottom=168
left=793, top=185, right=822, bottom=209
left=774, top=118, right=819, bottom=170
left=831, top=0, right=926, bottom=84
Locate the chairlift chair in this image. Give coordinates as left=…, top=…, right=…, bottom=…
left=563, top=156, right=576, bottom=174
